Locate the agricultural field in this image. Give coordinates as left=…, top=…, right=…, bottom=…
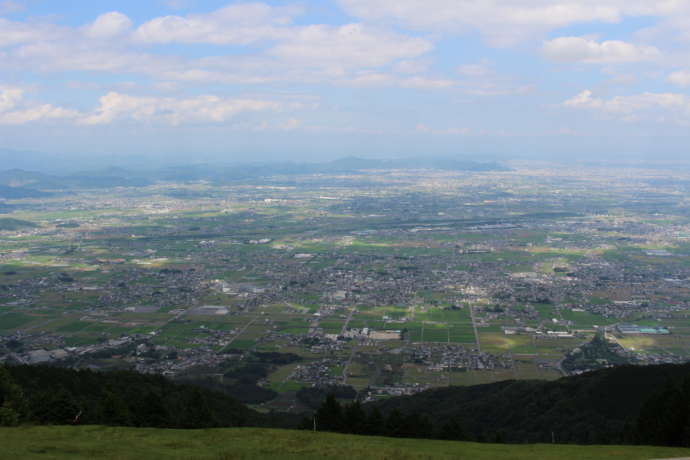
left=3, top=164, right=690, bottom=409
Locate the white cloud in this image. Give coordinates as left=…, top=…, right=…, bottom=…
left=668, top=70, right=690, bottom=87
left=134, top=3, right=298, bottom=44
left=340, top=62, right=530, bottom=93
left=0, top=6, right=436, bottom=90
left=268, top=23, right=432, bottom=68
left=393, top=59, right=431, bottom=74
left=337, top=0, right=690, bottom=46
left=564, top=90, right=601, bottom=109
left=0, top=86, right=22, bottom=111
left=11, top=40, right=174, bottom=74
left=83, top=12, right=133, bottom=39
left=0, top=104, right=80, bottom=125
left=0, top=86, right=80, bottom=125
left=0, top=17, right=65, bottom=47
left=0, top=86, right=309, bottom=127
left=543, top=37, right=660, bottom=63
left=342, top=72, right=395, bottom=87
left=399, top=76, right=455, bottom=89
left=80, top=92, right=287, bottom=126
left=563, top=89, right=690, bottom=123
left=564, top=90, right=687, bottom=112
left=131, top=5, right=435, bottom=77
left=634, top=10, right=690, bottom=44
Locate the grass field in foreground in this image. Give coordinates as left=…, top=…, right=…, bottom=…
left=2, top=426, right=690, bottom=460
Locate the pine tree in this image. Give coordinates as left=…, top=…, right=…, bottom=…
left=385, top=409, right=405, bottom=437
left=32, top=389, right=80, bottom=425
left=99, top=390, right=131, bottom=426
left=438, top=417, right=467, bottom=440
left=636, top=379, right=690, bottom=446
left=0, top=366, right=23, bottom=426
left=364, top=407, right=385, bottom=436
left=183, top=389, right=215, bottom=428
left=343, top=401, right=366, bottom=434
left=137, top=391, right=169, bottom=427
left=314, top=394, right=343, bottom=432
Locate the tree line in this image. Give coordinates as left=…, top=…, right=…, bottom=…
left=302, top=363, right=690, bottom=446
left=0, top=364, right=261, bottom=428
left=3, top=362, right=690, bottom=448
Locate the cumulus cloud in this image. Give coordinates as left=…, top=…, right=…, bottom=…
left=563, top=89, right=690, bottom=123
left=543, top=37, right=660, bottom=63
left=668, top=70, right=690, bottom=87
left=0, top=5, right=438, bottom=90
left=83, top=12, right=133, bottom=39
left=0, top=86, right=80, bottom=125
left=337, top=0, right=690, bottom=46
left=134, top=3, right=298, bottom=44
left=0, top=86, right=22, bottom=111
left=0, top=105, right=80, bottom=124
left=0, top=86, right=309, bottom=127
left=80, top=92, right=287, bottom=126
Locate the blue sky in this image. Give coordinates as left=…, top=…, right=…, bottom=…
left=1, top=0, right=690, bottom=163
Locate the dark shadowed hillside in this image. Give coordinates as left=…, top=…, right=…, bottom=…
left=366, top=363, right=690, bottom=444
left=2, top=365, right=265, bottom=428
left=302, top=363, right=690, bottom=445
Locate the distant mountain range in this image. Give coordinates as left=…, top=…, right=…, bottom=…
left=0, top=157, right=508, bottom=198
left=157, top=157, right=508, bottom=182
left=0, top=168, right=152, bottom=198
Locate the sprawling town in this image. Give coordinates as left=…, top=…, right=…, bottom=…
left=2, top=162, right=690, bottom=411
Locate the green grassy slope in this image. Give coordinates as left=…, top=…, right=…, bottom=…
left=2, top=426, right=690, bottom=460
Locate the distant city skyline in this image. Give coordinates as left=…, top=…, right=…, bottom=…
left=1, top=0, right=690, bottom=162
